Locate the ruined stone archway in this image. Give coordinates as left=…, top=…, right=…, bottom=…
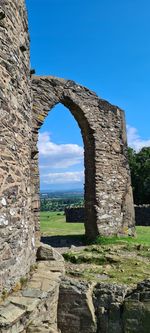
left=31, top=76, right=135, bottom=240
left=0, top=0, right=136, bottom=299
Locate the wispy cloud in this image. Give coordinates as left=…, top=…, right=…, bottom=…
left=38, top=127, right=150, bottom=188
left=38, top=132, right=84, bottom=169
left=127, top=125, right=150, bottom=152
left=42, top=171, right=84, bottom=184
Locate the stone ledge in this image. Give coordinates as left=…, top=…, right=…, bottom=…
left=0, top=303, right=25, bottom=327
left=0, top=258, right=65, bottom=333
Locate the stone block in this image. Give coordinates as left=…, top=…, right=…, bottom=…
left=0, top=303, right=25, bottom=327
left=8, top=296, right=40, bottom=313
left=58, top=278, right=97, bottom=333
left=36, top=244, right=64, bottom=262
left=22, top=289, right=47, bottom=299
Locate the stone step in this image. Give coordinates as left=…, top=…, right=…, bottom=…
left=0, top=302, right=25, bottom=327
left=0, top=258, right=65, bottom=333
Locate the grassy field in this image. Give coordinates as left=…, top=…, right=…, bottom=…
left=40, top=211, right=85, bottom=236
left=40, top=211, right=150, bottom=245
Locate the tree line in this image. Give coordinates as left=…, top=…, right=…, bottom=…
left=40, top=197, right=84, bottom=212
left=128, top=147, right=150, bottom=204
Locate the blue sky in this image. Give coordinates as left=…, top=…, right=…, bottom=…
left=26, top=0, right=150, bottom=190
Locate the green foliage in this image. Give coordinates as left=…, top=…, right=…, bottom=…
left=40, top=193, right=84, bottom=212
left=63, top=251, right=106, bottom=265
left=128, top=146, right=150, bottom=204
left=20, top=276, right=28, bottom=286
left=1, top=289, right=8, bottom=301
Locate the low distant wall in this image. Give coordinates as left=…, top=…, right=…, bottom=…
left=65, top=205, right=150, bottom=226
left=135, top=205, right=150, bottom=226
left=65, top=207, right=85, bottom=223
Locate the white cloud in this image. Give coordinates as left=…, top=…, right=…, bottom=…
left=42, top=171, right=84, bottom=184
left=127, top=125, right=150, bottom=152
left=38, top=132, right=84, bottom=169
left=38, top=127, right=150, bottom=187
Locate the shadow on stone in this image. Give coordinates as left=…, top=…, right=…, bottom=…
left=41, top=235, right=86, bottom=249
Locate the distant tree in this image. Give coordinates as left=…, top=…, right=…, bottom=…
left=128, top=146, right=150, bottom=204
left=40, top=195, right=84, bottom=212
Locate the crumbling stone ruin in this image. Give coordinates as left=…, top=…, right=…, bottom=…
left=31, top=76, right=135, bottom=241
left=2, top=1, right=149, bottom=333
left=0, top=0, right=135, bottom=299
left=0, top=257, right=150, bottom=333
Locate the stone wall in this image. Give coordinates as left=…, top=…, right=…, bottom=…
left=58, top=278, right=150, bottom=333
left=31, top=77, right=135, bottom=239
left=65, top=205, right=150, bottom=226
left=65, top=207, right=85, bottom=223
left=0, top=0, right=36, bottom=296
left=135, top=205, right=150, bottom=226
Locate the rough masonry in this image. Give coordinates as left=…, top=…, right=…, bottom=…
left=0, top=0, right=135, bottom=296
left=0, top=0, right=35, bottom=297
left=1, top=270, right=149, bottom=333
left=65, top=205, right=150, bottom=225
left=31, top=76, right=135, bottom=240
left=58, top=278, right=150, bottom=333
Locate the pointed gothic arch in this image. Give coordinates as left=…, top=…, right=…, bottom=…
left=31, top=76, right=135, bottom=240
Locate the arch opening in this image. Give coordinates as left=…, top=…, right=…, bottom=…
left=38, top=103, right=85, bottom=244
left=31, top=96, right=99, bottom=245
left=31, top=76, right=135, bottom=243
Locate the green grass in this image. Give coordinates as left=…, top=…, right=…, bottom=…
left=95, top=226, right=150, bottom=246
left=40, top=212, right=150, bottom=246
left=40, top=211, right=84, bottom=236
left=40, top=212, right=150, bottom=285
left=64, top=241, right=150, bottom=285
